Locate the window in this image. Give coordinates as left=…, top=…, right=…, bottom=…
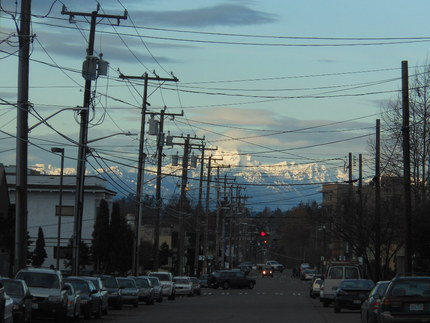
left=55, top=205, right=74, bottom=216
left=328, top=267, right=343, bottom=279
left=345, top=267, right=359, bottom=279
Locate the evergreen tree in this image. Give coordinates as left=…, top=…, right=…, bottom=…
left=108, top=202, right=134, bottom=275
left=92, top=199, right=110, bottom=272
left=32, top=227, right=47, bottom=267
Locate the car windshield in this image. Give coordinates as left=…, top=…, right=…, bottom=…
left=2, top=281, right=24, bottom=296
left=150, top=273, right=169, bottom=282
left=134, top=278, right=150, bottom=288
left=66, top=280, right=89, bottom=294
left=118, top=279, right=135, bottom=288
left=390, top=280, right=430, bottom=297
left=174, top=278, right=189, bottom=284
left=148, top=277, right=159, bottom=286
left=101, top=276, right=118, bottom=288
left=340, top=280, right=374, bottom=290
left=16, top=272, right=60, bottom=289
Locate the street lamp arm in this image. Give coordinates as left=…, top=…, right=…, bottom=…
left=28, top=107, right=87, bottom=132
left=86, top=132, right=136, bottom=144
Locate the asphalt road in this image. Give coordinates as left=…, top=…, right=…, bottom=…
left=60, top=270, right=363, bottom=323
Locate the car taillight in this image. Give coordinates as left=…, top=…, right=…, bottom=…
left=382, top=298, right=402, bottom=310
left=373, top=300, right=380, bottom=310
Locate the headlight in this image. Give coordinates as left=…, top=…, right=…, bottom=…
left=48, top=296, right=61, bottom=302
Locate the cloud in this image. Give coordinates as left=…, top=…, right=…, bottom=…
left=135, top=4, right=278, bottom=27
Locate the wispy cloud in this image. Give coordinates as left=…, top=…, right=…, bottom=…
left=135, top=4, right=278, bottom=27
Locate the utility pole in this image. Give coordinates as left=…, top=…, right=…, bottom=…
left=213, top=164, right=230, bottom=270
left=203, top=155, right=222, bottom=274
left=118, top=73, right=178, bottom=275
left=150, top=109, right=182, bottom=271
left=402, top=60, right=412, bottom=274
left=375, top=119, right=381, bottom=281
left=61, top=5, right=127, bottom=275
left=15, top=0, right=32, bottom=273
left=167, top=134, right=204, bottom=275
left=193, top=145, right=217, bottom=275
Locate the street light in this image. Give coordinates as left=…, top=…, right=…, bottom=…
left=51, top=147, right=65, bottom=270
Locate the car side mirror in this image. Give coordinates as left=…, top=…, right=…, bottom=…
left=62, top=285, right=71, bottom=291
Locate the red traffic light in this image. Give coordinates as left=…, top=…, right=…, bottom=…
left=259, top=231, right=267, bottom=237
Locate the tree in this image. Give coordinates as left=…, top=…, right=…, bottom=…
left=92, top=199, right=110, bottom=273
left=63, top=237, right=91, bottom=271
left=32, top=227, right=47, bottom=267
left=108, top=202, right=134, bottom=275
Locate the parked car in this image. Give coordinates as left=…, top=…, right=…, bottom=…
left=209, top=270, right=256, bottom=290
left=3, top=292, right=13, bottom=323
left=130, top=276, right=154, bottom=305
left=261, top=265, right=274, bottom=278
left=334, top=279, right=375, bottom=313
left=322, top=262, right=362, bottom=307
left=173, top=277, right=194, bottom=297
left=319, top=281, right=325, bottom=302
left=147, top=276, right=163, bottom=303
left=15, top=267, right=69, bottom=322
left=190, top=277, right=201, bottom=296
left=116, top=277, right=139, bottom=308
left=0, top=278, right=32, bottom=323
left=361, top=280, right=390, bottom=323
left=64, top=282, right=81, bottom=321
left=80, top=276, right=109, bottom=315
left=310, top=278, right=323, bottom=298
left=301, top=269, right=320, bottom=281
left=148, top=272, right=176, bottom=300
left=266, top=260, right=284, bottom=272
left=94, top=274, right=123, bottom=309
left=64, top=277, right=103, bottom=319
left=377, top=276, right=430, bottom=323
left=198, top=274, right=210, bottom=288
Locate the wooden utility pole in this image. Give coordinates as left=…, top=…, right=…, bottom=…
left=62, top=5, right=127, bottom=276
left=402, top=60, right=412, bottom=274
left=375, top=119, right=381, bottom=280
left=15, top=0, right=32, bottom=273
left=118, top=73, right=178, bottom=275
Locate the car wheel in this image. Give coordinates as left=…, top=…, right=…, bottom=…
left=168, top=293, right=175, bottom=300
left=248, top=281, right=255, bottom=289
left=157, top=296, right=163, bottom=303
left=74, top=305, right=80, bottom=321
left=222, top=281, right=230, bottom=289
left=102, top=304, right=108, bottom=316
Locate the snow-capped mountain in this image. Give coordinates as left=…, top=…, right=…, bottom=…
left=32, top=150, right=348, bottom=211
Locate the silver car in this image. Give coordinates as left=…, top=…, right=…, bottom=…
left=64, top=283, right=80, bottom=320
left=80, top=276, right=109, bottom=315
left=147, top=276, right=163, bottom=303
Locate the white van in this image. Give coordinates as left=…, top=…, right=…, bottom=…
left=321, top=263, right=361, bottom=307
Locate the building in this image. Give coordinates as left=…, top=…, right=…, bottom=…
left=5, top=166, right=116, bottom=270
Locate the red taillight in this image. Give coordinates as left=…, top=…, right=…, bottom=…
left=373, top=300, right=380, bottom=310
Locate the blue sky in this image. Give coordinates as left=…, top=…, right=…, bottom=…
left=1, top=0, right=430, bottom=182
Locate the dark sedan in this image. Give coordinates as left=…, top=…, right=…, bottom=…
left=334, top=279, right=375, bottom=313
left=0, top=278, right=32, bottom=323
left=378, top=276, right=430, bottom=323
left=361, top=280, right=389, bottom=323
left=65, top=277, right=103, bottom=319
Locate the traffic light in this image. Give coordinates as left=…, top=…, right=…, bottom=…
left=259, top=231, right=267, bottom=237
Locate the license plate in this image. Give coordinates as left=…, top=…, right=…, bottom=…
left=410, top=304, right=424, bottom=311
left=32, top=303, right=38, bottom=309
left=353, top=300, right=362, bottom=304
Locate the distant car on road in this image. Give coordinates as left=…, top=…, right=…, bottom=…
left=261, top=265, right=273, bottom=278
left=64, top=282, right=81, bottom=321
left=147, top=276, right=163, bottom=303
left=310, top=278, right=323, bottom=298
left=190, top=277, right=201, bottom=296
left=116, top=277, right=139, bottom=308
left=148, top=272, right=176, bottom=300
left=209, top=270, right=256, bottom=290
left=301, top=269, right=320, bottom=281
left=266, top=260, right=284, bottom=272
left=198, top=274, right=210, bottom=288
left=173, top=277, right=194, bottom=297
left=334, top=279, right=375, bottom=313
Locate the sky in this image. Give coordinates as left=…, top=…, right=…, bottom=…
left=1, top=0, right=430, bottom=204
